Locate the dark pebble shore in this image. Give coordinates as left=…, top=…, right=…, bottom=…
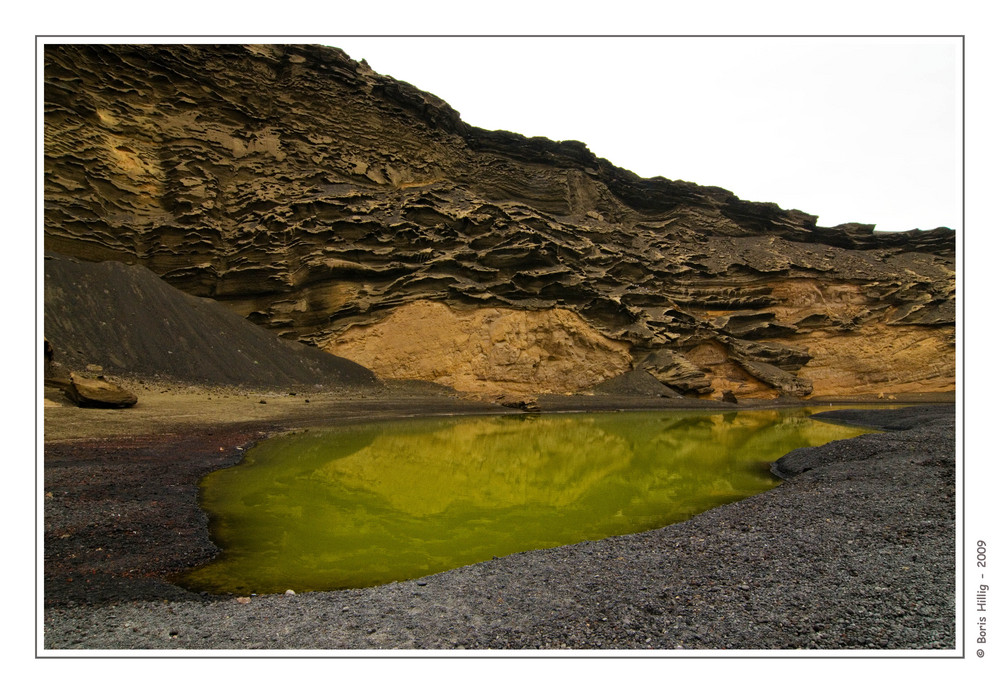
left=43, top=403, right=955, bottom=651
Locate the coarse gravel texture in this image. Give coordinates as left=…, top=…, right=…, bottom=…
left=42, top=401, right=955, bottom=651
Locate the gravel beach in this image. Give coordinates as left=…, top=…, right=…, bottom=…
left=42, top=389, right=955, bottom=651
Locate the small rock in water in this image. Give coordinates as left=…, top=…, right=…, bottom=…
left=495, top=394, right=540, bottom=412
left=285, top=589, right=296, bottom=596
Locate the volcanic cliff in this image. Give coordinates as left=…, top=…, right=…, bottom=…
left=43, top=44, right=956, bottom=399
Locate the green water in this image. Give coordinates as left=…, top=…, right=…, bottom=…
left=175, top=408, right=870, bottom=595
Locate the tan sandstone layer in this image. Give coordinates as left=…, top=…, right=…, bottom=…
left=327, top=300, right=632, bottom=396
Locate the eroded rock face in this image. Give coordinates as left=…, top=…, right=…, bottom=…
left=43, top=44, right=956, bottom=398
left=327, top=300, right=631, bottom=396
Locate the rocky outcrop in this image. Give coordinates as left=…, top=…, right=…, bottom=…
left=591, top=369, right=682, bottom=398
left=327, top=300, right=631, bottom=396
left=43, top=44, right=955, bottom=398
left=63, top=372, right=139, bottom=408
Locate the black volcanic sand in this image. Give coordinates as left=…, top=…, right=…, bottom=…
left=44, top=252, right=377, bottom=387
left=43, top=400, right=954, bottom=650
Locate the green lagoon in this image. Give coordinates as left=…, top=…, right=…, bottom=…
left=176, top=408, right=870, bottom=595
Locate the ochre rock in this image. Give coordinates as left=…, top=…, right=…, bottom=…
left=327, top=300, right=630, bottom=396
left=65, top=372, right=138, bottom=408
left=43, top=44, right=955, bottom=398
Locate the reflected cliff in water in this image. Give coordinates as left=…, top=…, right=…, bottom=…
left=176, top=409, right=870, bottom=594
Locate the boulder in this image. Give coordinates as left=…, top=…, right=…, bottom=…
left=65, top=372, right=138, bottom=408
left=496, top=394, right=540, bottom=413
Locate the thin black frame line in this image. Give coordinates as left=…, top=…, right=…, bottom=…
left=38, top=653, right=964, bottom=660
left=959, top=34, right=966, bottom=661
left=35, top=34, right=965, bottom=39
left=34, top=34, right=40, bottom=661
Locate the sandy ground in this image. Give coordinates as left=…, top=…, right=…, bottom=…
left=43, top=380, right=505, bottom=441
left=41, top=384, right=955, bottom=651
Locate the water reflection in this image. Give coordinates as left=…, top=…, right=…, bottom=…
left=176, top=409, right=869, bottom=594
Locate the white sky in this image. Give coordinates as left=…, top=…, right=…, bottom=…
left=330, top=36, right=960, bottom=232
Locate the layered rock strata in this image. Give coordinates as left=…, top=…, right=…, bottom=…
left=43, top=44, right=956, bottom=398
